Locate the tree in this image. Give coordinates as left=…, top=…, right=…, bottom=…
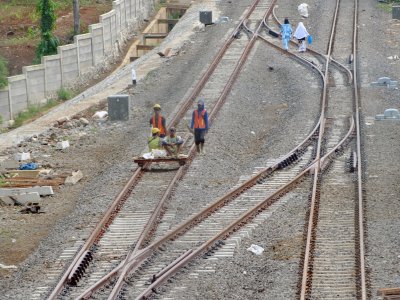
left=73, top=0, right=80, bottom=35
left=35, top=0, right=59, bottom=63
left=0, top=55, right=8, bottom=89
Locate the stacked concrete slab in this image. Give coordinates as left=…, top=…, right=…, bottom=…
left=0, top=0, right=152, bottom=127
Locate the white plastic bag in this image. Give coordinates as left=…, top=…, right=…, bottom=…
left=247, top=244, right=264, bottom=255
left=298, top=3, right=309, bottom=18
left=143, top=152, right=154, bottom=159
left=151, top=149, right=167, bottom=158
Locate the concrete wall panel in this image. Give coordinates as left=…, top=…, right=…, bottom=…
left=125, top=0, right=132, bottom=21
left=44, top=54, right=62, bottom=93
left=0, top=89, right=10, bottom=122
left=100, top=12, right=114, bottom=53
left=120, top=0, right=126, bottom=28
left=90, top=24, right=105, bottom=66
left=114, top=1, right=121, bottom=35
left=8, top=75, right=28, bottom=114
left=110, top=11, right=117, bottom=47
left=60, top=44, right=79, bottom=84
left=76, top=34, right=94, bottom=74
left=3, top=0, right=155, bottom=125
left=24, top=65, right=45, bottom=103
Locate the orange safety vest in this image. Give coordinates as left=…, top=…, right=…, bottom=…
left=194, top=109, right=206, bottom=129
left=151, top=115, right=166, bottom=135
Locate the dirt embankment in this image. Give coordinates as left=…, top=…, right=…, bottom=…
left=0, top=1, right=112, bottom=76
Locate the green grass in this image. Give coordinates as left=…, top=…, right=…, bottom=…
left=57, top=87, right=73, bottom=101
left=11, top=99, right=60, bottom=128
left=377, top=3, right=392, bottom=13
left=9, top=89, right=75, bottom=128
left=377, top=0, right=400, bottom=13
left=0, top=56, right=8, bottom=89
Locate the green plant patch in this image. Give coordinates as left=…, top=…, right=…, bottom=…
left=377, top=2, right=393, bottom=13
left=11, top=99, right=60, bottom=128
left=0, top=56, right=8, bottom=89
left=57, top=87, right=73, bottom=101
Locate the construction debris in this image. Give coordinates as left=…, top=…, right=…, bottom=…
left=15, top=152, right=31, bottom=161
left=0, top=186, right=54, bottom=197
left=56, top=141, right=70, bottom=150
left=20, top=203, right=41, bottom=214
left=65, top=170, right=83, bottom=185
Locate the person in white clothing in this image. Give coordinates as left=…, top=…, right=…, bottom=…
left=131, top=67, right=137, bottom=85
left=293, top=22, right=309, bottom=52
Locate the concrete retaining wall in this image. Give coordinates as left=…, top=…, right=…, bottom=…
left=0, top=0, right=154, bottom=127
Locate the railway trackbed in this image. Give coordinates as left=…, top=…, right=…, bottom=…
left=28, top=0, right=371, bottom=298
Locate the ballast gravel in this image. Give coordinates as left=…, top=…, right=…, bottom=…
left=0, top=0, right=399, bottom=299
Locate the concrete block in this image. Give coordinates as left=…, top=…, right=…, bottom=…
left=0, top=196, right=16, bottom=206
left=13, top=192, right=41, bottom=205
left=56, top=141, right=70, bottom=150
left=0, top=186, right=53, bottom=197
left=108, top=95, right=130, bottom=121
left=200, top=11, right=213, bottom=25
left=65, top=170, right=83, bottom=185
left=384, top=108, right=400, bottom=119
left=0, top=159, right=20, bottom=169
left=393, top=6, right=400, bottom=20
left=15, top=152, right=31, bottom=161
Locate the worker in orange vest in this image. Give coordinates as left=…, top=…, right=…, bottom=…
left=149, top=104, right=166, bottom=138
left=190, top=99, right=209, bottom=154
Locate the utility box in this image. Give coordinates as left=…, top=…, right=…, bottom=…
left=393, top=6, right=400, bottom=19
left=108, top=95, right=130, bottom=121
left=200, top=11, right=212, bottom=25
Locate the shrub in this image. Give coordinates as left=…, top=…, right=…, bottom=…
left=0, top=56, right=8, bottom=89
left=57, top=87, right=72, bottom=101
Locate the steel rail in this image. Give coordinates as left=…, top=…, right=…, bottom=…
left=76, top=111, right=328, bottom=300
left=167, top=0, right=263, bottom=129
left=71, top=1, right=278, bottom=298
left=268, top=5, right=353, bottom=84
left=352, top=0, right=367, bottom=297
left=135, top=116, right=355, bottom=300
left=47, top=2, right=266, bottom=298
left=47, top=167, right=145, bottom=299
left=299, top=0, right=341, bottom=298
left=270, top=2, right=366, bottom=298
left=104, top=2, right=281, bottom=298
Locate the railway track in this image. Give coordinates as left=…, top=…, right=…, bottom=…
left=250, top=0, right=366, bottom=298
left=30, top=0, right=369, bottom=299
left=271, top=0, right=367, bottom=298
left=34, top=0, right=294, bottom=299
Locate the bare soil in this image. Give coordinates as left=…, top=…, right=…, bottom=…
left=0, top=1, right=112, bottom=76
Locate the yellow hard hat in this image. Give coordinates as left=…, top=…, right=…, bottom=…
left=153, top=104, right=161, bottom=110
left=152, top=127, right=160, bottom=134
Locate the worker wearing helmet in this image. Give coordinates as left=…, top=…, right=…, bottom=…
left=150, top=104, right=166, bottom=138
left=148, top=127, right=164, bottom=151
left=190, top=99, right=209, bottom=154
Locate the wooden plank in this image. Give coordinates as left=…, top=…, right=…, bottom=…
left=1, top=170, right=41, bottom=178
left=165, top=4, right=189, bottom=10
left=378, top=288, right=400, bottom=296
left=384, top=296, right=400, bottom=300
left=144, top=33, right=168, bottom=39
left=1, top=178, right=64, bottom=186
left=136, top=45, right=155, bottom=51
left=157, top=19, right=179, bottom=25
